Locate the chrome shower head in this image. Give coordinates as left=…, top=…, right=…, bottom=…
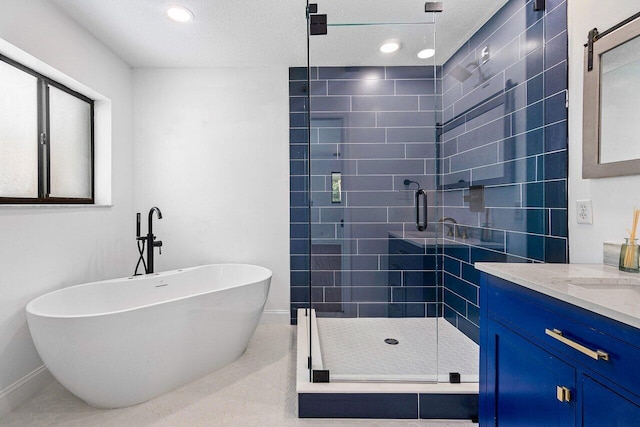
left=450, top=64, right=473, bottom=83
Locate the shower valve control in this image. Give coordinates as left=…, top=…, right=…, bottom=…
left=480, top=46, right=490, bottom=64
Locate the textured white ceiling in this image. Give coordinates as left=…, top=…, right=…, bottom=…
left=48, top=0, right=508, bottom=68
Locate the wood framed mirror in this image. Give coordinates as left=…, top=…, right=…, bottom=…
left=583, top=12, right=640, bottom=178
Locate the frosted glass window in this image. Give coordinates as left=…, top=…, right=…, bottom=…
left=0, top=60, right=38, bottom=198
left=48, top=86, right=92, bottom=199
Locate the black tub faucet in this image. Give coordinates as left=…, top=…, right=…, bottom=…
left=146, top=207, right=163, bottom=273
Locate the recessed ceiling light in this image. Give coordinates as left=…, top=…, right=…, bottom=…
left=417, top=48, right=436, bottom=59
left=380, top=41, right=401, bottom=54
left=167, top=5, right=194, bottom=22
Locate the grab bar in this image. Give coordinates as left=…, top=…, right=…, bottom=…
left=416, top=189, right=427, bottom=231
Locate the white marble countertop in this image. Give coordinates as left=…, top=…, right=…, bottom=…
left=475, top=263, right=640, bottom=330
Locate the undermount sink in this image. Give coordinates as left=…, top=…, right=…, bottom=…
left=475, top=262, right=640, bottom=330
left=563, top=282, right=640, bottom=319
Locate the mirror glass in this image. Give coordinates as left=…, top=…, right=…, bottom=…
left=600, top=35, right=640, bottom=164
left=583, top=14, right=640, bottom=178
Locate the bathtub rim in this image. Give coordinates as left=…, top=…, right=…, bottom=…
left=26, top=263, right=272, bottom=319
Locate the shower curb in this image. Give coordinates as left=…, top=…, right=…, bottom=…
left=295, top=309, right=478, bottom=420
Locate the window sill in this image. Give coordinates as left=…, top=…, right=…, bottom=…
left=0, top=204, right=112, bottom=209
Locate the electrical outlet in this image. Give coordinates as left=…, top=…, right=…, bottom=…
left=576, top=200, right=593, bottom=224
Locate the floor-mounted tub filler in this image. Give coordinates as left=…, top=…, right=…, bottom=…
left=26, top=263, right=272, bottom=408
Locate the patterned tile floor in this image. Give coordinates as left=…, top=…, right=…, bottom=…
left=317, top=318, right=479, bottom=382
left=2, top=324, right=474, bottom=427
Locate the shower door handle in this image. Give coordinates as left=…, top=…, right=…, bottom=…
left=416, top=189, right=427, bottom=231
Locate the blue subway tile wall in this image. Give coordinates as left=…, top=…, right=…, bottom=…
left=289, top=66, right=440, bottom=324
left=299, top=392, right=478, bottom=419
left=439, top=0, right=568, bottom=343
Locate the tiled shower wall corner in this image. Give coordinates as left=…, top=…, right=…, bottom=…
left=289, top=66, right=441, bottom=325
left=439, top=0, right=568, bottom=343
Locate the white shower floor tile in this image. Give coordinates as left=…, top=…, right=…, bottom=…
left=316, top=317, right=479, bottom=382
left=2, top=324, right=474, bottom=427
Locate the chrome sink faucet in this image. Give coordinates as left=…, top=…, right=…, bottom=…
left=439, top=217, right=468, bottom=239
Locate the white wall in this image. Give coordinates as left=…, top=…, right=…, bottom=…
left=133, top=68, right=290, bottom=320
left=0, top=0, right=629, bottom=414
left=568, top=0, right=640, bottom=263
left=0, top=0, right=133, bottom=411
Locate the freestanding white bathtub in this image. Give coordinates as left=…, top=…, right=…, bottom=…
left=26, top=263, right=271, bottom=409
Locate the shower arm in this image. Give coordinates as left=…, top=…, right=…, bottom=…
left=403, top=179, right=421, bottom=191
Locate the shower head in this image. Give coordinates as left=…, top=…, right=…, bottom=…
left=450, top=58, right=491, bottom=85
left=450, top=63, right=473, bottom=83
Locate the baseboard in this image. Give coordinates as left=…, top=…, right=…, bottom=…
left=260, top=310, right=289, bottom=324
left=0, top=365, right=54, bottom=418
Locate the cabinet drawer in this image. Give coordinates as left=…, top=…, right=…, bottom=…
left=388, top=254, right=426, bottom=270
left=488, top=281, right=640, bottom=399
left=388, top=237, right=431, bottom=271
left=389, top=237, right=424, bottom=255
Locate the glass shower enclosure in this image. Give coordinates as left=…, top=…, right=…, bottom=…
left=294, top=0, right=562, bottom=387
left=303, top=0, right=446, bottom=383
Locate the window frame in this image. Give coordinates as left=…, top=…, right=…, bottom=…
left=0, top=53, right=95, bottom=204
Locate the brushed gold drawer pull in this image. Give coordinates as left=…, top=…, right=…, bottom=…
left=556, top=385, right=571, bottom=402
left=545, top=328, right=609, bottom=361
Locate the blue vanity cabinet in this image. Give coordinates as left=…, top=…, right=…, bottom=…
left=388, top=237, right=428, bottom=270
left=479, top=273, right=640, bottom=426
left=388, top=236, right=434, bottom=285
left=581, top=375, right=640, bottom=426
left=485, top=320, right=577, bottom=426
